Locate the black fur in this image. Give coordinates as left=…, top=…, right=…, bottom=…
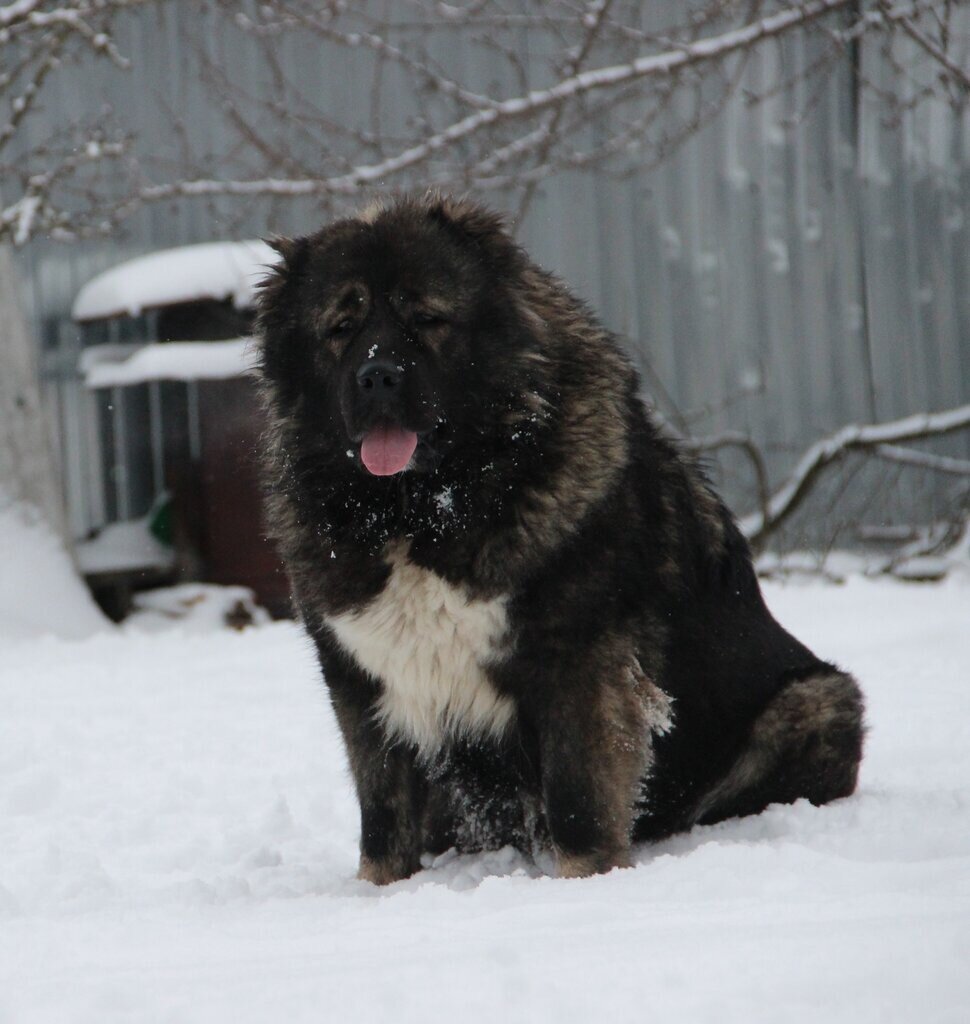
left=256, top=195, right=865, bottom=882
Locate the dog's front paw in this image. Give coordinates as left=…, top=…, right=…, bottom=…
left=357, top=853, right=417, bottom=886
left=556, top=848, right=632, bottom=879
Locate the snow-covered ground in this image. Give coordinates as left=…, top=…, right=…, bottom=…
left=1, top=575, right=968, bottom=1023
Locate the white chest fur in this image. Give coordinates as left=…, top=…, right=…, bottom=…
left=326, top=545, right=514, bottom=754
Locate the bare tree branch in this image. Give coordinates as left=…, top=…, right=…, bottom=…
left=740, top=405, right=970, bottom=544
left=0, top=28, right=65, bottom=151
left=893, top=7, right=970, bottom=93
left=0, top=0, right=154, bottom=66
left=513, top=0, right=615, bottom=225
left=231, top=4, right=498, bottom=112
left=0, top=0, right=165, bottom=245
left=873, top=444, right=970, bottom=476
left=3, top=0, right=964, bottom=245
left=123, top=0, right=864, bottom=206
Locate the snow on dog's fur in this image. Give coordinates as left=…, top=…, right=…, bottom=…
left=256, top=194, right=865, bottom=882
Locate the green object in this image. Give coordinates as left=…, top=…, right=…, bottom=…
left=148, top=492, right=174, bottom=547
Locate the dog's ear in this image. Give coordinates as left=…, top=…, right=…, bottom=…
left=256, top=236, right=310, bottom=355
left=258, top=236, right=307, bottom=305
left=264, top=235, right=308, bottom=272
left=424, top=193, right=511, bottom=247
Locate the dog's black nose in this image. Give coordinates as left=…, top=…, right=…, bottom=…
left=356, top=358, right=402, bottom=391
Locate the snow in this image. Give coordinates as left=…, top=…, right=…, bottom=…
left=71, top=240, right=278, bottom=322
left=75, top=517, right=174, bottom=574
left=81, top=338, right=258, bottom=388
left=126, top=583, right=270, bottom=632
left=0, top=502, right=107, bottom=641
left=1, top=575, right=968, bottom=1022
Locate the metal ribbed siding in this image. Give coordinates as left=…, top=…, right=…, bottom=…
left=14, top=2, right=969, bottom=543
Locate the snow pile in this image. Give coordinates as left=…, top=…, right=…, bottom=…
left=81, top=338, right=259, bottom=388
left=125, top=583, right=270, bottom=632
left=72, top=240, right=279, bottom=322
left=0, top=578, right=968, bottom=1022
left=0, top=502, right=107, bottom=641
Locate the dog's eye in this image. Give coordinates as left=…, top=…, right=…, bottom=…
left=414, top=312, right=446, bottom=327
left=330, top=318, right=354, bottom=336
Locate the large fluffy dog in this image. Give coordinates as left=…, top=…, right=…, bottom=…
left=256, top=195, right=864, bottom=883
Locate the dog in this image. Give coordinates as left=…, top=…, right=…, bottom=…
left=255, top=194, right=865, bottom=883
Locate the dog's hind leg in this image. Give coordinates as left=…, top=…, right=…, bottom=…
left=692, top=669, right=865, bottom=827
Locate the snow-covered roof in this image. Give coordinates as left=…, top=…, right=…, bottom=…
left=75, top=518, right=175, bottom=576
left=72, top=240, right=279, bottom=322
left=81, top=339, right=259, bottom=389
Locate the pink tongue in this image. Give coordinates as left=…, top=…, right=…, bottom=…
left=360, top=425, right=418, bottom=476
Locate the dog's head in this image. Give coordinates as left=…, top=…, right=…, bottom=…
left=257, top=195, right=549, bottom=479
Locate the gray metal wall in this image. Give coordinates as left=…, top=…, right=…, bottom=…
left=14, top=3, right=970, bottom=545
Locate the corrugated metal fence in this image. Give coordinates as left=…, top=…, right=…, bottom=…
left=15, top=2, right=970, bottom=546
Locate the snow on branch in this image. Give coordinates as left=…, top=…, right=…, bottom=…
left=0, top=0, right=154, bottom=66
left=131, top=0, right=858, bottom=204
left=3, top=1, right=964, bottom=244
left=874, top=444, right=970, bottom=476
left=0, top=1, right=162, bottom=245
left=1, top=138, right=127, bottom=244
left=740, top=405, right=970, bottom=544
